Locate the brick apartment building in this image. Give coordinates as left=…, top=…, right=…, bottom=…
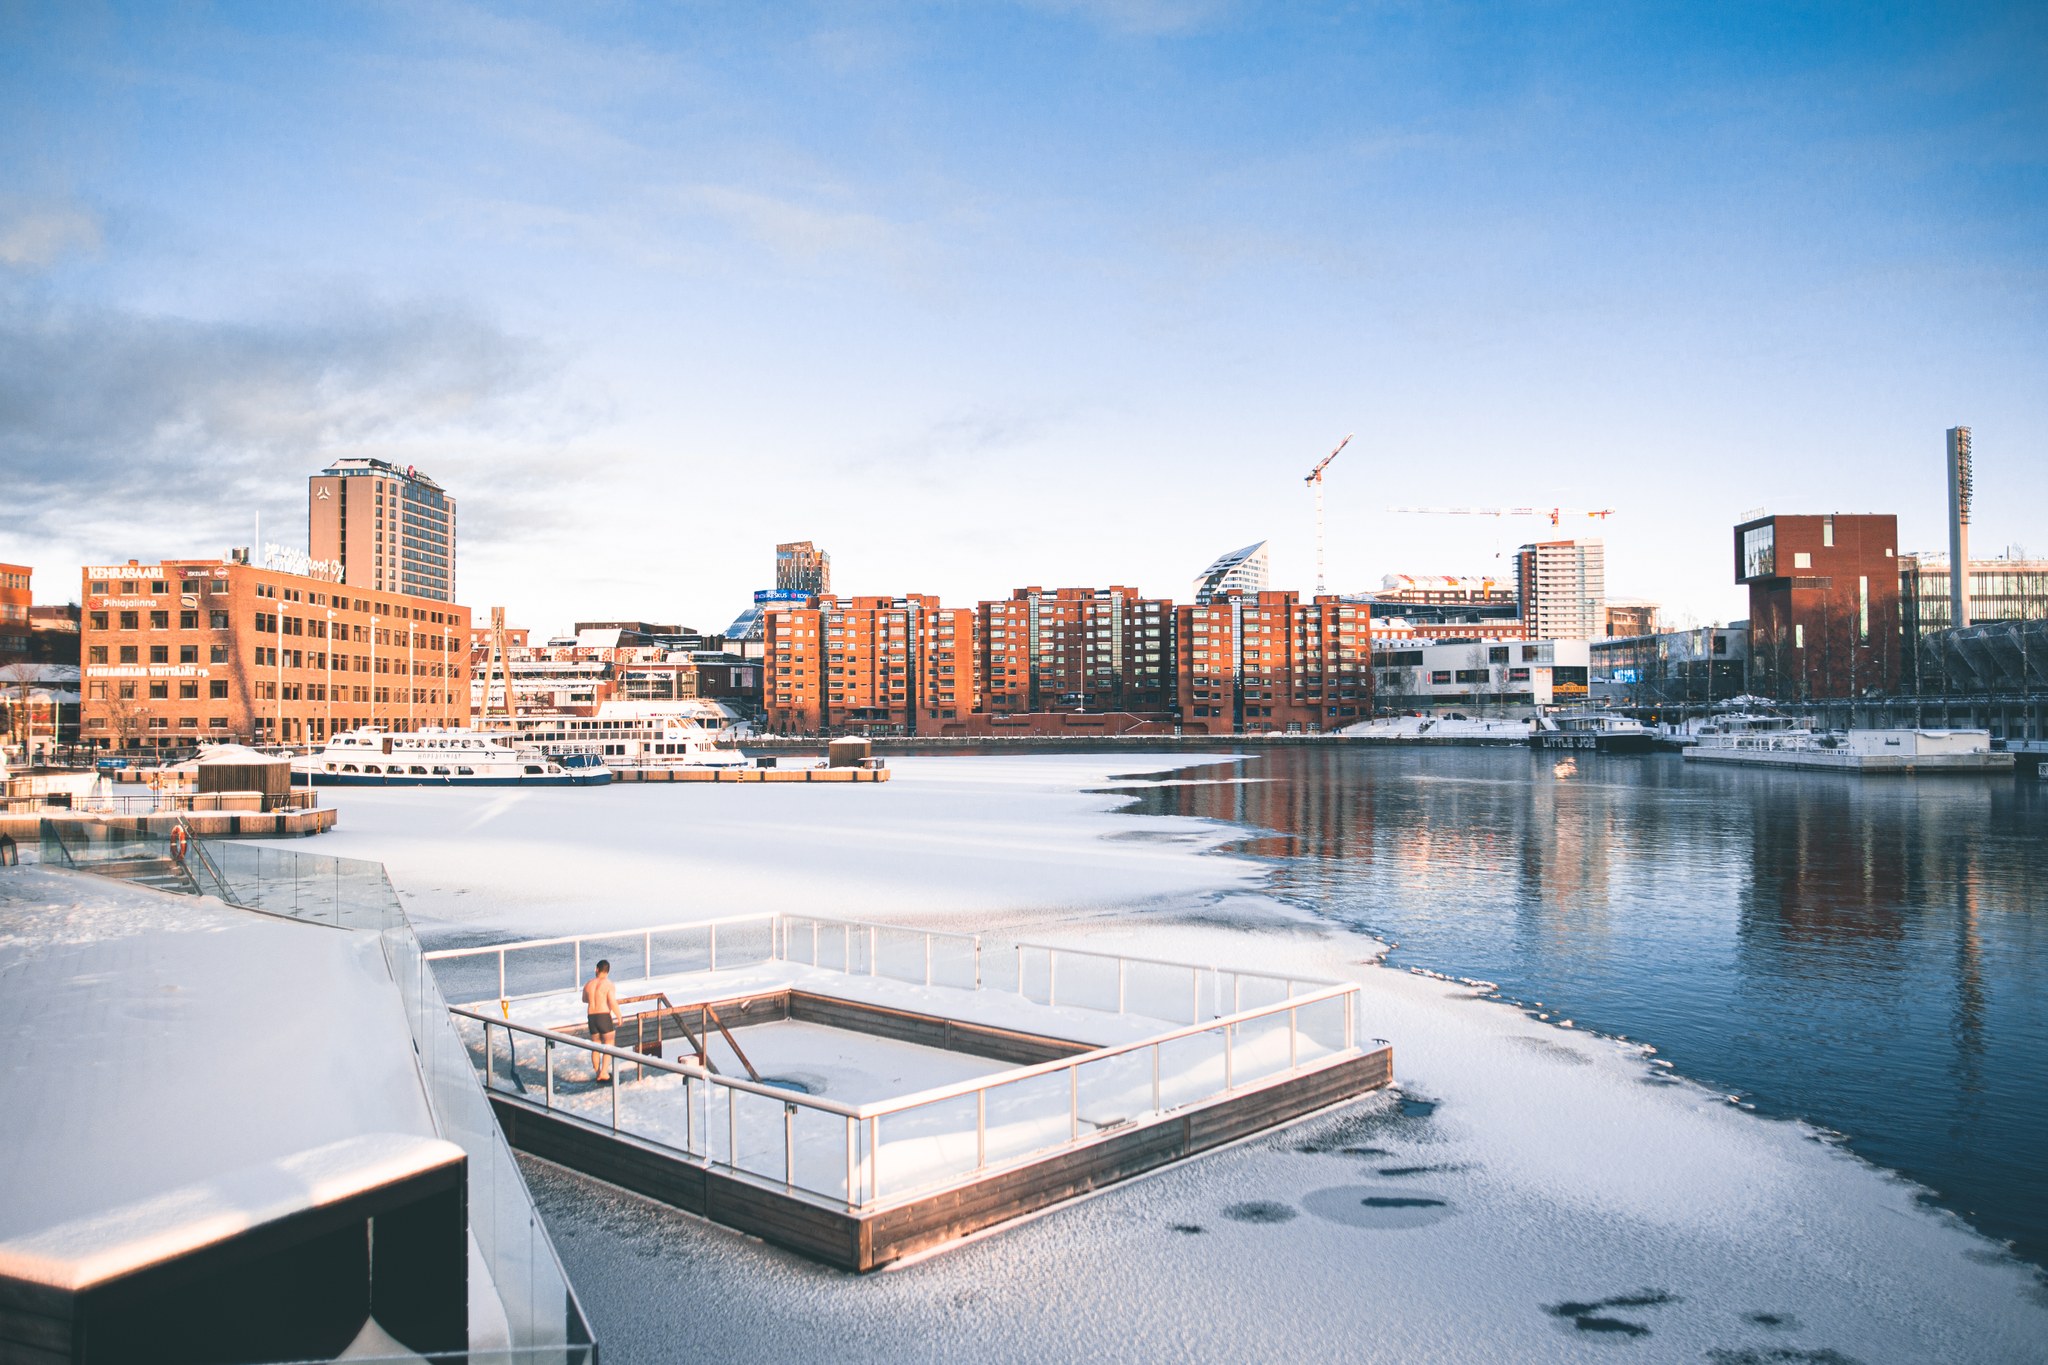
left=1177, top=591, right=1373, bottom=734
left=978, top=587, right=1176, bottom=716
left=762, top=595, right=975, bottom=734
left=81, top=558, right=473, bottom=751
left=0, top=563, right=30, bottom=663
left=1735, top=513, right=1900, bottom=699
left=758, top=586, right=1373, bottom=736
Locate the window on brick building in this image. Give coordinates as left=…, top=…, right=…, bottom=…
left=149, top=645, right=168, bottom=664
left=150, top=611, right=169, bottom=629
left=148, top=681, right=168, bottom=699
left=179, top=645, right=197, bottom=663
left=209, top=680, right=228, bottom=699
left=119, top=611, right=138, bottom=629
left=118, top=645, right=138, bottom=664
left=180, top=611, right=198, bottom=629
left=178, top=682, right=199, bottom=699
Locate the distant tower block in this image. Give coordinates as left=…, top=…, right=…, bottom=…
left=775, top=541, right=832, bottom=596
left=1947, top=426, right=1972, bottom=629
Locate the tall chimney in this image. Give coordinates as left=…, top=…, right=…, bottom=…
left=1946, top=426, right=1972, bottom=629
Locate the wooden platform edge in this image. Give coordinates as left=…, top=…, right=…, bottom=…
left=488, top=1043, right=1394, bottom=1273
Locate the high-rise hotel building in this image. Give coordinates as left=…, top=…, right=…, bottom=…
left=310, top=458, right=457, bottom=602
left=1513, top=539, right=1605, bottom=641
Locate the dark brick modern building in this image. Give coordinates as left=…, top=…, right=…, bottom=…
left=1735, top=513, right=1900, bottom=699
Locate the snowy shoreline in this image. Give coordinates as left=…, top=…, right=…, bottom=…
left=291, top=755, right=2047, bottom=1363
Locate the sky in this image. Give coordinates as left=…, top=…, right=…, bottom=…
left=2, top=1, right=2043, bottom=634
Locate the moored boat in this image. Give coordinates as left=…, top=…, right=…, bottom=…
left=292, top=728, right=613, bottom=786
left=1531, top=711, right=1657, bottom=753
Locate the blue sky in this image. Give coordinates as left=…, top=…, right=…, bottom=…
left=3, top=1, right=2043, bottom=632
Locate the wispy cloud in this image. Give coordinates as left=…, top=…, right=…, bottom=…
left=1018, top=0, right=1234, bottom=37
left=0, top=300, right=574, bottom=557
left=0, top=202, right=101, bottom=269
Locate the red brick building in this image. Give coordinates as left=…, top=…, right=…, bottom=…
left=81, top=558, right=472, bottom=751
left=977, top=587, right=1176, bottom=716
left=762, top=594, right=973, bottom=734
left=1735, top=513, right=1900, bottom=699
left=1177, top=591, right=1373, bottom=734
left=0, top=563, right=30, bottom=663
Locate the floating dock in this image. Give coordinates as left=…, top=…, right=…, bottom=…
left=609, top=766, right=889, bottom=783
left=431, top=913, right=1391, bottom=1272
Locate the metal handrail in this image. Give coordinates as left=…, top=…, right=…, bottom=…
left=448, top=1005, right=867, bottom=1117
left=450, top=980, right=1363, bottom=1124
left=422, top=910, right=784, bottom=961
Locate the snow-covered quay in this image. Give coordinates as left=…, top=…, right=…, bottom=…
left=307, top=755, right=2046, bottom=1362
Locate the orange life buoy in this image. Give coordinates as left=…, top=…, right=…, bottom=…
left=170, top=826, right=189, bottom=863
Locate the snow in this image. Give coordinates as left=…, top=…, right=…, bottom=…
left=0, top=1132, right=462, bottom=1291
left=274, top=758, right=2046, bottom=1362
left=0, top=869, right=439, bottom=1280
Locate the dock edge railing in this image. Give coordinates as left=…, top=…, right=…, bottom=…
left=429, top=913, right=1379, bottom=1215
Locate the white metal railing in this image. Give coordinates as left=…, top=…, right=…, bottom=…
left=426, top=911, right=1329, bottom=1030
left=449, top=981, right=1374, bottom=1214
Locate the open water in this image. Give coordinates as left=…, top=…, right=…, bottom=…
left=1116, top=747, right=2048, bottom=1269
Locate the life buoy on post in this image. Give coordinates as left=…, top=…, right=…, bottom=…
left=170, top=825, right=189, bottom=864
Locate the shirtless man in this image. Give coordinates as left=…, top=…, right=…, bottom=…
left=582, top=959, right=620, bottom=1082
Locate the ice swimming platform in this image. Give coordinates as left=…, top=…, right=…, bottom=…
left=431, top=914, right=1392, bottom=1271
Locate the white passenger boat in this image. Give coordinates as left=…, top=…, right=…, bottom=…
left=292, top=728, right=613, bottom=786
left=490, top=701, right=755, bottom=771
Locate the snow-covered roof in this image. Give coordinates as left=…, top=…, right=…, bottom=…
left=0, top=870, right=439, bottom=1284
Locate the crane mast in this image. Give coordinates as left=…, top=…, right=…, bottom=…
left=1304, top=433, right=1352, bottom=596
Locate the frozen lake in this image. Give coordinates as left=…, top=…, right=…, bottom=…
left=298, top=754, right=2048, bottom=1363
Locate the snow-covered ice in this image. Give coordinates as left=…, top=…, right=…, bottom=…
left=283, top=756, right=2046, bottom=1363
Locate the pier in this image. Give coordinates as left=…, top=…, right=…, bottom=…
left=431, top=914, right=1392, bottom=1272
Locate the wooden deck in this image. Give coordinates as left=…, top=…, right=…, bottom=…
left=492, top=1043, right=1393, bottom=1272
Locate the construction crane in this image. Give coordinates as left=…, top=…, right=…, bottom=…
left=1305, top=433, right=1352, bottom=595
left=1386, top=505, right=1617, bottom=527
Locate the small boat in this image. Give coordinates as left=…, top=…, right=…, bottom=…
left=1531, top=712, right=1657, bottom=754
left=292, top=728, right=613, bottom=786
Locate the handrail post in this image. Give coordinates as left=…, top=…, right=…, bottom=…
left=709, top=924, right=718, bottom=972
left=845, top=1116, right=856, bottom=1210
left=868, top=925, right=877, bottom=976
left=973, top=935, right=982, bottom=990
left=1289, top=1006, right=1299, bottom=1069
left=1224, top=1024, right=1234, bottom=1090
left=975, top=1089, right=987, bottom=1170
left=611, top=1062, right=620, bottom=1132
left=866, top=1116, right=879, bottom=1201
left=1190, top=967, right=1199, bottom=1023
left=1117, top=958, right=1126, bottom=1014
left=1049, top=951, right=1058, bottom=1007
left=1069, top=1064, right=1079, bottom=1140
left=784, top=1103, right=795, bottom=1190
left=497, top=950, right=506, bottom=1002
left=545, top=1039, right=555, bottom=1108
left=728, top=1085, right=737, bottom=1169
left=643, top=931, right=652, bottom=980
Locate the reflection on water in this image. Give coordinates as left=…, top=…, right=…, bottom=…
left=1116, top=748, right=2048, bottom=1267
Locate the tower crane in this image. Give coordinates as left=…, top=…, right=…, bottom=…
left=1386, top=505, right=1616, bottom=526
left=1305, top=433, right=1352, bottom=595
